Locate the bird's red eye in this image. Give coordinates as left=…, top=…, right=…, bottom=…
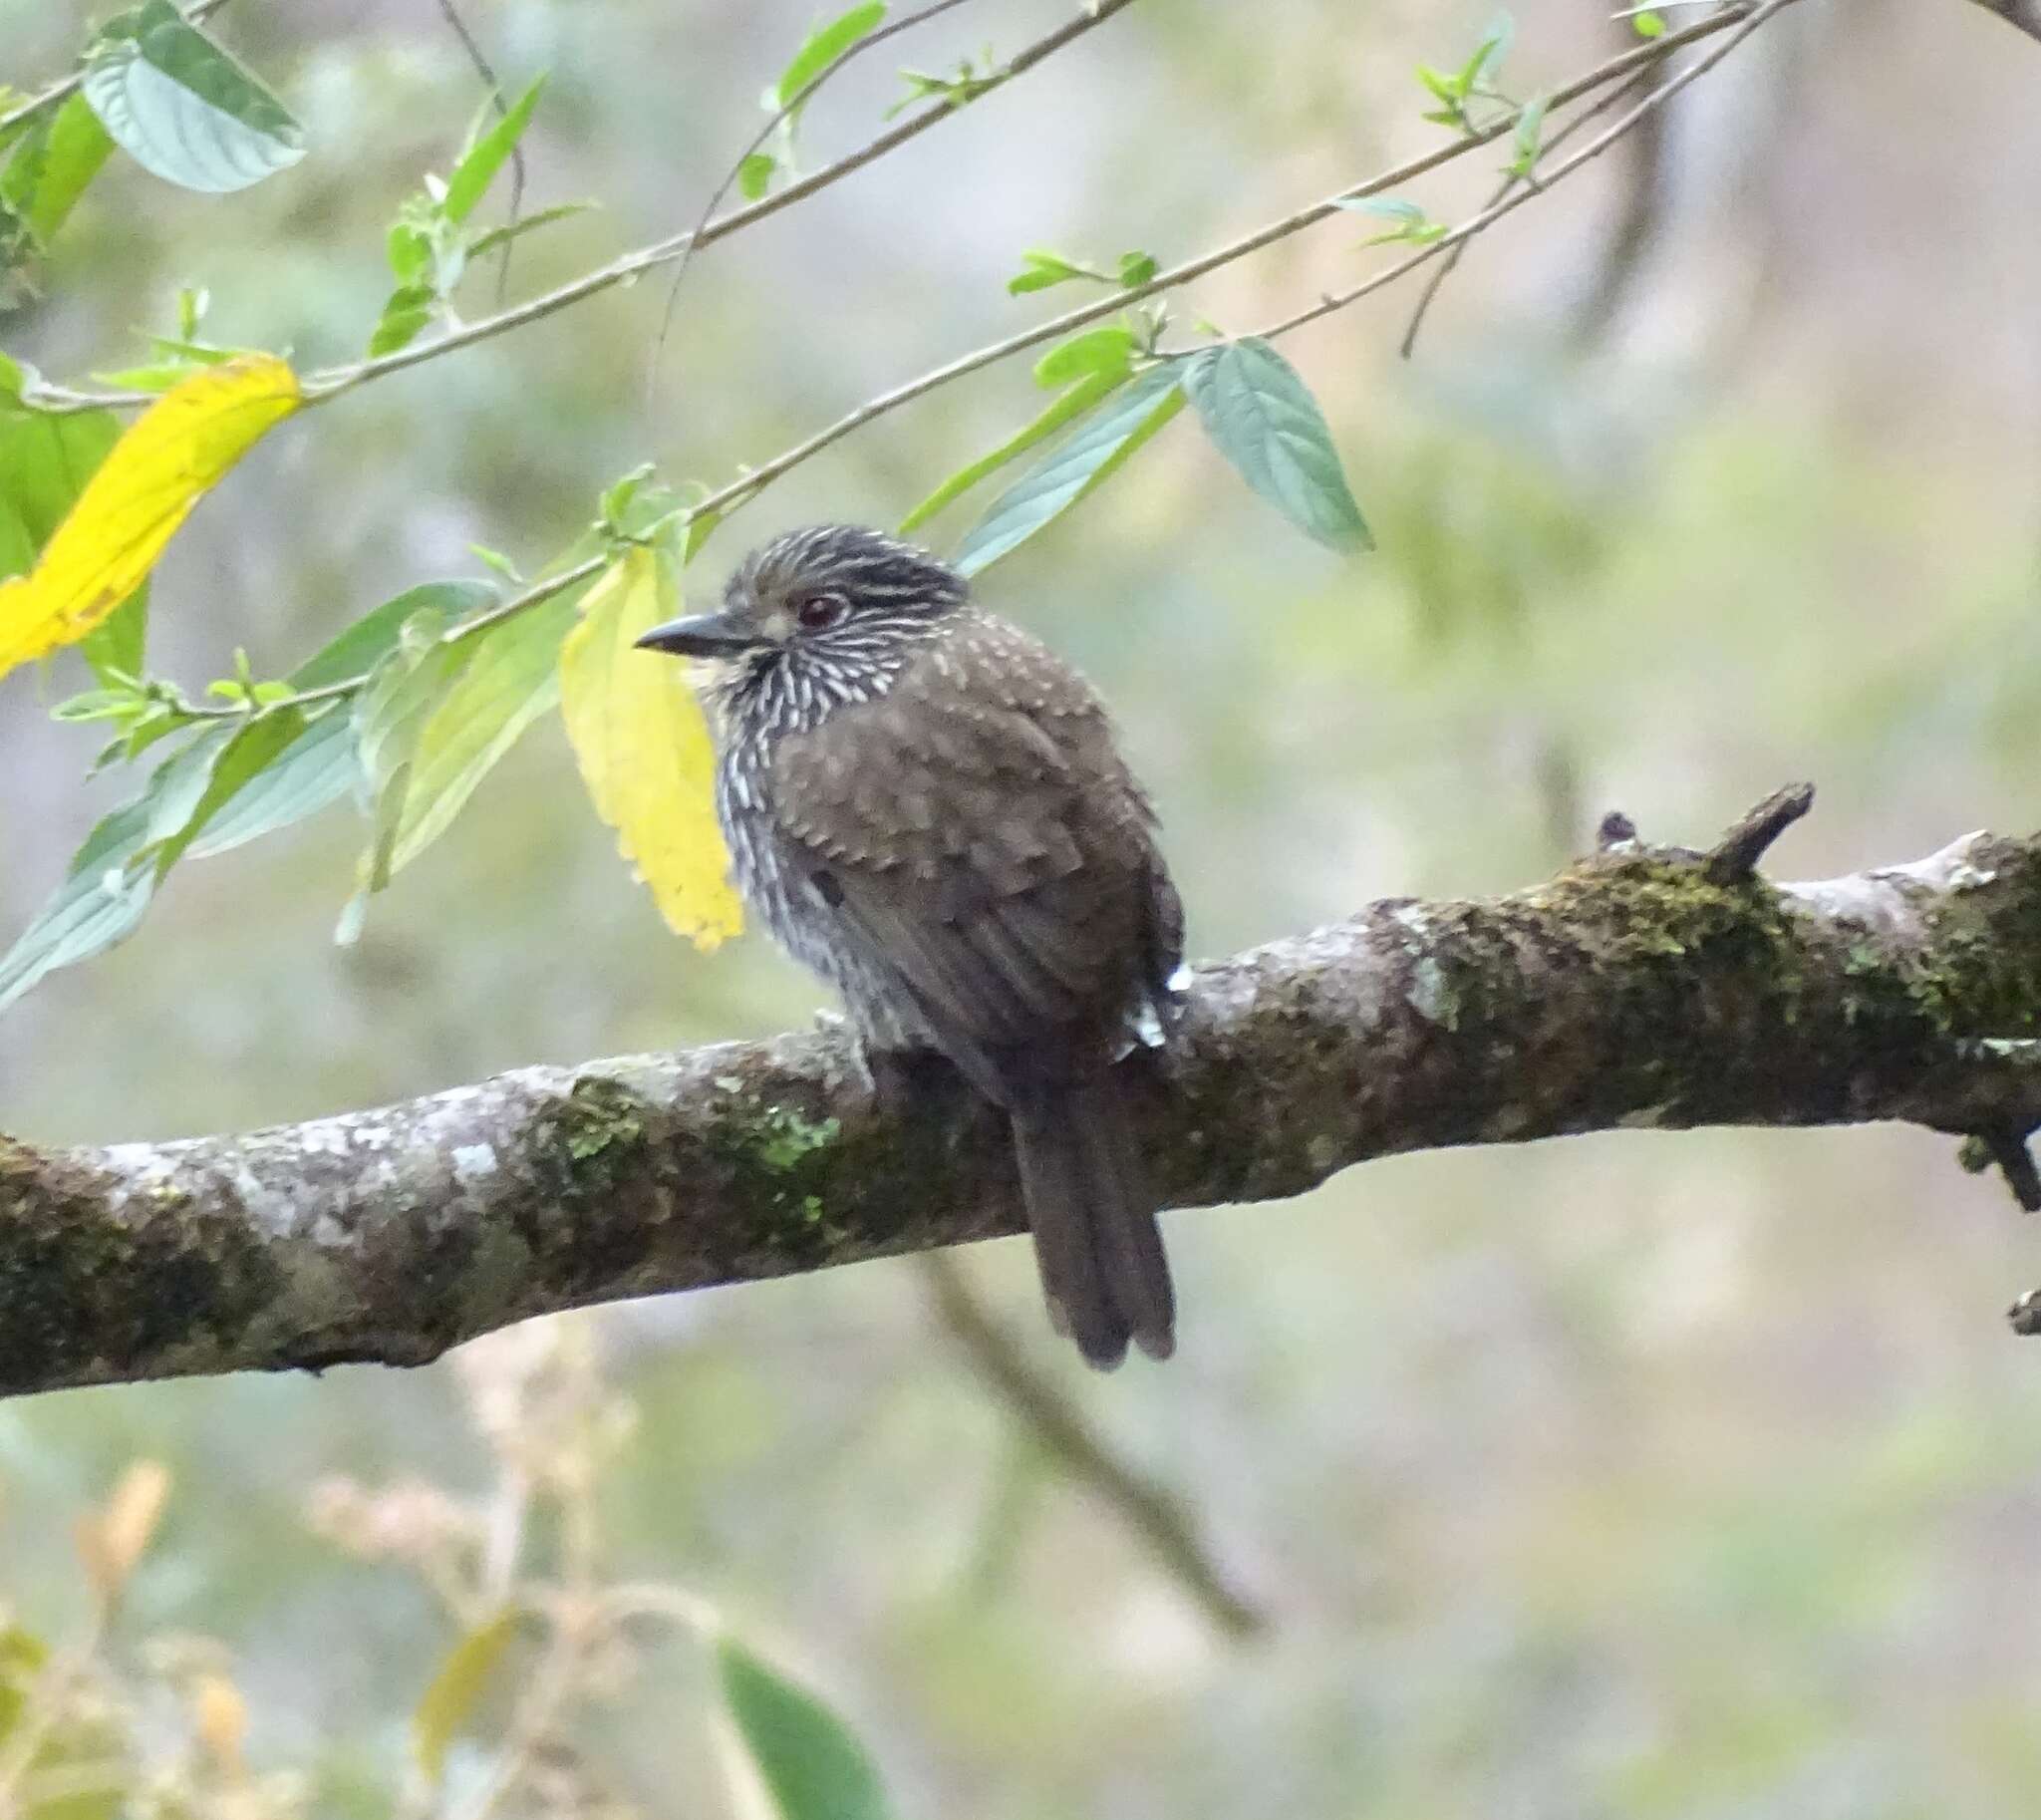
left=793, top=591, right=847, bottom=631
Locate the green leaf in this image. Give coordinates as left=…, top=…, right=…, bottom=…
left=0, top=730, right=225, bottom=1013
left=79, top=590, right=146, bottom=685
left=952, top=362, right=1186, bottom=576
left=386, top=220, right=432, bottom=285
left=718, top=1637, right=893, bottom=1820
left=414, top=1610, right=517, bottom=1787
left=83, top=0, right=305, bottom=194
left=441, top=75, right=544, bottom=225
left=139, top=723, right=235, bottom=850
left=1334, top=194, right=1447, bottom=244
left=897, top=368, right=1128, bottom=535
left=737, top=152, right=776, bottom=200
left=366, top=283, right=436, bottom=358
left=466, top=199, right=593, bottom=259
left=1335, top=195, right=1428, bottom=227
left=85, top=362, right=192, bottom=393
left=1031, top=325, right=1135, bottom=390
left=1509, top=93, right=1549, bottom=176
left=185, top=705, right=358, bottom=857
left=884, top=60, right=997, bottom=119
left=1006, top=248, right=1103, bottom=297
left=147, top=708, right=308, bottom=874
left=291, top=579, right=497, bottom=691
left=1415, top=63, right=1461, bottom=105
left=0, top=395, right=149, bottom=683
left=0, top=96, right=116, bottom=243
left=776, top=3, right=887, bottom=111
left=1116, top=249, right=1158, bottom=288
left=1631, top=9, right=1666, bottom=35
left=0, top=397, right=120, bottom=548
left=391, top=588, right=578, bottom=871
left=343, top=614, right=479, bottom=929
left=1181, top=338, right=1371, bottom=552
left=1462, top=10, right=1515, bottom=90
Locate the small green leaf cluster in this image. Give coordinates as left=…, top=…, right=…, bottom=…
left=1415, top=10, right=1519, bottom=134
left=1007, top=246, right=1159, bottom=296
left=885, top=54, right=1001, bottom=120
left=370, top=78, right=590, bottom=358
left=740, top=1, right=888, bottom=200
left=92, top=285, right=264, bottom=395
left=1334, top=195, right=1449, bottom=247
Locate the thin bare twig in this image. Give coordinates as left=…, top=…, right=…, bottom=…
left=26, top=0, right=1742, bottom=422
left=647, top=0, right=986, bottom=409
left=1399, top=62, right=1661, bottom=359
left=162, top=0, right=1778, bottom=725
left=1255, top=0, right=1792, bottom=346
left=643, top=3, right=1767, bottom=530
left=432, top=0, right=528, bottom=309
left=924, top=1255, right=1265, bottom=1639
left=303, top=0, right=1142, bottom=403
left=0, top=0, right=233, bottom=140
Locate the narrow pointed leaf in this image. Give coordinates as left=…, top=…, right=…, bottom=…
left=897, top=368, right=1127, bottom=535
left=558, top=547, right=741, bottom=947
left=0, top=730, right=225, bottom=1013
left=292, top=579, right=496, bottom=691
left=149, top=707, right=308, bottom=873
left=348, top=617, right=477, bottom=903
left=83, top=0, right=304, bottom=193
left=1030, top=325, right=1134, bottom=390
left=184, top=705, right=357, bottom=857
left=1181, top=337, right=1371, bottom=552
left=0, top=354, right=300, bottom=678
left=441, top=75, right=545, bottom=224
left=952, top=362, right=1186, bottom=576
left=414, top=1609, right=516, bottom=1786
left=718, top=1637, right=893, bottom=1820
left=776, top=3, right=887, bottom=111
left=391, top=587, right=580, bottom=870
left=466, top=199, right=594, bottom=259
left=0, top=95, right=116, bottom=242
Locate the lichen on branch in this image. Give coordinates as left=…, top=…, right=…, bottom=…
left=1, top=788, right=2038, bottom=1399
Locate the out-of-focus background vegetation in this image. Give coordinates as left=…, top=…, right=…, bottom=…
left=3, top=0, right=2041, bottom=1813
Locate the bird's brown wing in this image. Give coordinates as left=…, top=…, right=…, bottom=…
left=765, top=610, right=1171, bottom=1105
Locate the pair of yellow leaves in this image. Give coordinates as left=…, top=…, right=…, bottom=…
left=0, top=358, right=741, bottom=946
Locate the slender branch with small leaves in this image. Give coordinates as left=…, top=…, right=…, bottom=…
left=0, top=0, right=1815, bottom=1011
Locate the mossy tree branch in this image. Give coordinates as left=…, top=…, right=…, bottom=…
left=3, top=787, right=2039, bottom=1400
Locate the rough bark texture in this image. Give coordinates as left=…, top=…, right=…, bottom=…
left=3, top=791, right=2040, bottom=1398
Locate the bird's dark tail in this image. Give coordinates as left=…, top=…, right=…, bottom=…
left=1011, top=1073, right=1175, bottom=1369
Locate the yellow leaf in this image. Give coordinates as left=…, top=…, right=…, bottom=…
left=559, top=546, right=742, bottom=948
left=0, top=355, right=300, bottom=678
left=75, top=1458, right=171, bottom=1606
left=413, top=1607, right=517, bottom=1786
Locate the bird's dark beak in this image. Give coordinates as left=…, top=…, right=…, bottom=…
left=633, top=610, right=764, bottom=658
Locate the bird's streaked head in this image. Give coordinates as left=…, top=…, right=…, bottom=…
left=634, top=525, right=967, bottom=671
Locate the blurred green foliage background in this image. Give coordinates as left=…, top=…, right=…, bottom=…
left=3, top=0, right=2041, bottom=1814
